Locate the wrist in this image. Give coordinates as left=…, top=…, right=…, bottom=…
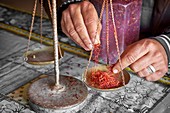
left=60, top=0, right=83, bottom=8
left=150, top=35, right=170, bottom=65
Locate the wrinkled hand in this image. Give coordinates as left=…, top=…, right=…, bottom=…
left=112, top=39, right=168, bottom=81
left=61, top=1, right=101, bottom=51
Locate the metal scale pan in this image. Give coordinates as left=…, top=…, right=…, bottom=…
left=83, top=65, right=130, bottom=92
left=24, top=46, right=64, bottom=65
left=28, top=75, right=88, bottom=113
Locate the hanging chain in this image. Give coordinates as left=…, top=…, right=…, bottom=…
left=47, top=0, right=53, bottom=18
left=85, top=0, right=106, bottom=76
left=110, top=0, right=125, bottom=86
left=106, top=0, right=110, bottom=64
left=25, top=0, right=38, bottom=60
left=40, top=0, right=43, bottom=44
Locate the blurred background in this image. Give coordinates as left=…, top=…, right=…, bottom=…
left=0, top=0, right=48, bottom=17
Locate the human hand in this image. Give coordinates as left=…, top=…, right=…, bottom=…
left=112, top=39, right=168, bottom=81
left=61, top=1, right=101, bottom=51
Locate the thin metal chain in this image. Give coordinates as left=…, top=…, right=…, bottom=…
left=110, top=0, right=125, bottom=86
left=106, top=0, right=110, bottom=64
left=85, top=0, right=106, bottom=76
left=47, top=0, right=53, bottom=18
left=25, top=0, right=38, bottom=59
left=40, top=0, right=43, bottom=44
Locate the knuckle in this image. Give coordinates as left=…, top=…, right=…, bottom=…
left=85, top=18, right=96, bottom=25
left=81, top=1, right=91, bottom=8
left=147, top=40, right=156, bottom=49
left=68, top=28, right=76, bottom=36
left=154, top=51, right=162, bottom=58
left=68, top=4, right=78, bottom=12
left=126, top=54, right=136, bottom=64
left=137, top=39, right=154, bottom=52
left=141, top=40, right=150, bottom=51
left=62, top=11, right=70, bottom=22
left=75, top=24, right=84, bottom=32
left=62, top=10, right=68, bottom=17
left=87, top=2, right=95, bottom=10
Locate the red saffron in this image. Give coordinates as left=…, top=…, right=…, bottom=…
left=93, top=44, right=101, bottom=63
left=89, top=44, right=122, bottom=89
left=89, top=69, right=122, bottom=89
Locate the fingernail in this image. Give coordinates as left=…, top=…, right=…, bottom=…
left=113, top=69, right=119, bottom=74
left=94, top=35, right=100, bottom=44
left=89, top=44, right=93, bottom=50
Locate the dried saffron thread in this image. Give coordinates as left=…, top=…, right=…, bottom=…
left=90, top=44, right=123, bottom=89
left=93, top=44, right=101, bottom=66
left=89, top=68, right=122, bottom=89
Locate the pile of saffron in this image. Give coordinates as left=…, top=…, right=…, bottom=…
left=89, top=68, right=122, bottom=89
left=88, top=44, right=122, bottom=89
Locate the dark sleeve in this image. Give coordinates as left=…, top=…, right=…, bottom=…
left=151, top=31, right=170, bottom=65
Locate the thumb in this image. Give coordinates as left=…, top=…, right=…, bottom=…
left=112, top=61, right=125, bottom=74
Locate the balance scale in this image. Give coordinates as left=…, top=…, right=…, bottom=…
left=25, top=0, right=130, bottom=112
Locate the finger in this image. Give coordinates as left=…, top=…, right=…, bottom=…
left=61, top=18, right=70, bottom=37
left=137, top=63, right=157, bottom=77
left=137, top=68, right=150, bottom=78
left=81, top=2, right=101, bottom=44
left=130, top=53, right=155, bottom=72
left=63, top=11, right=90, bottom=51
left=112, top=40, right=149, bottom=73
left=145, top=70, right=165, bottom=81
left=153, top=61, right=168, bottom=74
left=69, top=4, right=93, bottom=50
